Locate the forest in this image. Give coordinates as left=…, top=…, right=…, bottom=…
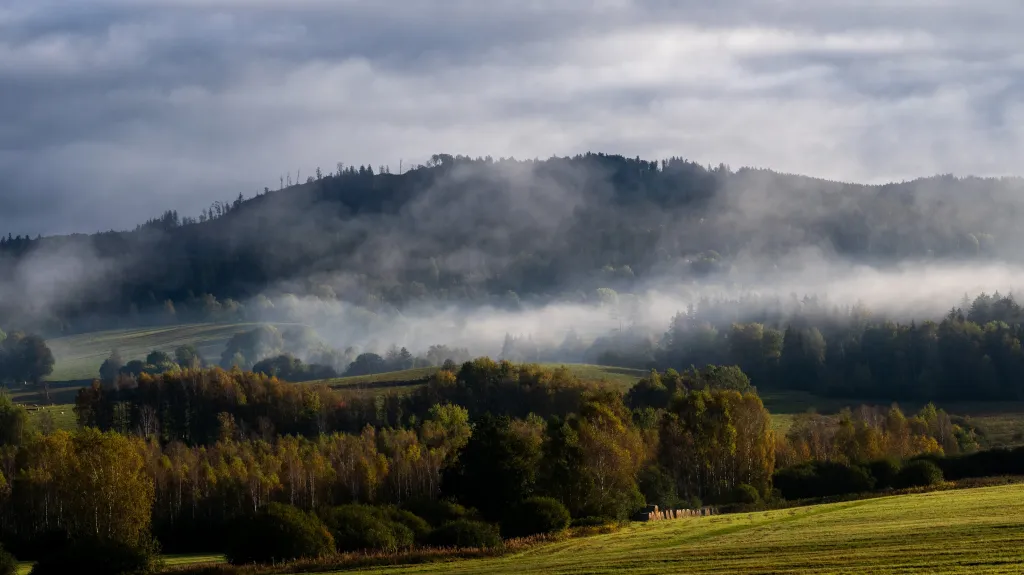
left=0, top=357, right=1002, bottom=574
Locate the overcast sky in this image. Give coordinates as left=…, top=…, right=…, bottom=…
left=2, top=0, right=1023, bottom=236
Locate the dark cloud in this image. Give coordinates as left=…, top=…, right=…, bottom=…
left=2, top=0, right=1024, bottom=235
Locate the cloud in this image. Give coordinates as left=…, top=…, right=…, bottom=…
left=2, top=0, right=1024, bottom=235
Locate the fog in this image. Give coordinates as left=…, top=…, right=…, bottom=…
left=246, top=258, right=1024, bottom=362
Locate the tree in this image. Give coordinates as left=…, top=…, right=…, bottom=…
left=145, top=350, right=175, bottom=372
left=345, top=353, right=387, bottom=376
left=443, top=415, right=541, bottom=520
left=659, top=389, right=775, bottom=503
left=99, top=350, right=124, bottom=383
left=1, top=334, right=55, bottom=402
left=0, top=393, right=28, bottom=446
left=173, top=345, right=202, bottom=369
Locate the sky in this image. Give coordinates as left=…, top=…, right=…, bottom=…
left=2, top=0, right=1023, bottom=236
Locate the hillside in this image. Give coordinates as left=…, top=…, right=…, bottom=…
left=3, top=154, right=1024, bottom=335
left=346, top=484, right=1024, bottom=575
left=45, top=322, right=290, bottom=382
left=155, top=483, right=1024, bottom=575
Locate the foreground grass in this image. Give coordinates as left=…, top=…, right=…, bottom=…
left=336, top=484, right=1024, bottom=575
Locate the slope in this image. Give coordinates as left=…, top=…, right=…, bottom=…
left=345, top=483, right=1024, bottom=575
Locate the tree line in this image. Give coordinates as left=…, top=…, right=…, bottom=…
left=592, top=292, right=1024, bottom=401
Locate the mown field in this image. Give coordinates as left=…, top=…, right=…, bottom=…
left=348, top=484, right=1024, bottom=575
left=155, top=483, right=1024, bottom=574
left=45, top=322, right=290, bottom=382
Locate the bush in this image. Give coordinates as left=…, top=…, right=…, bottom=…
left=225, top=503, right=334, bottom=565
left=895, top=459, right=944, bottom=488
left=501, top=497, right=571, bottom=538
left=320, top=505, right=413, bottom=553
left=868, top=458, right=902, bottom=489
left=570, top=516, right=615, bottom=528
left=30, top=537, right=160, bottom=575
left=428, top=520, right=502, bottom=549
left=403, top=499, right=473, bottom=526
left=731, top=483, right=761, bottom=505
left=382, top=507, right=432, bottom=543
left=0, top=545, right=17, bottom=575
left=637, top=465, right=682, bottom=509
left=773, top=461, right=875, bottom=500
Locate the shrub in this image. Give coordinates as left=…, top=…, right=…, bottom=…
left=637, top=465, right=682, bottom=509
left=773, top=461, right=875, bottom=500
left=428, top=520, right=502, bottom=549
left=382, top=507, right=432, bottom=543
left=403, top=499, right=473, bottom=526
left=731, top=483, right=761, bottom=505
left=868, top=458, right=901, bottom=489
left=501, top=497, right=571, bottom=538
left=0, top=545, right=17, bottom=575
left=570, top=516, right=614, bottom=528
left=30, top=537, right=160, bottom=575
left=320, top=505, right=412, bottom=553
left=225, top=503, right=334, bottom=565
left=895, top=460, right=944, bottom=488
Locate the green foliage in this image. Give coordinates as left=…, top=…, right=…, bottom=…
left=773, top=461, right=875, bottom=500
left=382, top=507, right=432, bottom=543
left=402, top=500, right=473, bottom=527
left=252, top=353, right=337, bottom=382
left=319, top=505, right=412, bottom=553
left=428, top=520, right=502, bottom=549
left=0, top=333, right=54, bottom=385
left=0, top=392, right=28, bottom=446
left=174, top=344, right=203, bottom=368
left=444, top=414, right=541, bottom=520
left=731, top=483, right=761, bottom=505
left=225, top=503, right=334, bottom=565
left=895, top=460, right=944, bottom=488
left=570, top=516, right=615, bottom=528
left=867, top=458, right=902, bottom=489
left=501, top=497, right=571, bottom=538
left=30, top=537, right=160, bottom=575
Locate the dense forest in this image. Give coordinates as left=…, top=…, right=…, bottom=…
left=2, top=153, right=1023, bottom=335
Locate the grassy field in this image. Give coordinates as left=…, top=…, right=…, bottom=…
left=153, top=483, right=1024, bottom=574
left=336, top=483, right=1024, bottom=575
left=45, top=322, right=291, bottom=382
left=315, top=364, right=647, bottom=399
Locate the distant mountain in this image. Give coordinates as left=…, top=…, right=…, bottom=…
left=1, top=152, right=1021, bottom=333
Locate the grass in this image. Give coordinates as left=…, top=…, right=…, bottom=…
left=335, top=483, right=1024, bottom=575
left=45, top=322, right=294, bottom=382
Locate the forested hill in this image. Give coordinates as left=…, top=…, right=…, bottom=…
left=1, top=153, right=1022, bottom=332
